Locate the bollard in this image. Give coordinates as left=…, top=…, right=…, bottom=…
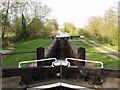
left=77, top=47, right=85, bottom=67
left=36, top=47, right=45, bottom=67
left=52, top=36, right=54, bottom=39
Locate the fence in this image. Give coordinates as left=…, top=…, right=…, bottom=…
left=1, top=50, right=118, bottom=56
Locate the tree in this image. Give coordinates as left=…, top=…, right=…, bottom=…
left=27, top=16, right=45, bottom=37
left=74, top=28, right=81, bottom=35
left=104, top=7, right=117, bottom=24
left=62, top=22, right=76, bottom=34
left=45, top=19, right=59, bottom=35
left=10, top=0, right=51, bottom=39
left=1, top=0, right=10, bottom=39
left=1, top=0, right=51, bottom=41
left=18, top=13, right=28, bottom=39
left=84, top=7, right=118, bottom=45
left=30, top=1, right=51, bottom=21
left=85, top=16, right=102, bottom=38
left=103, top=7, right=118, bottom=45
left=11, top=15, right=21, bottom=37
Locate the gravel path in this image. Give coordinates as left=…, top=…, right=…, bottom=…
left=88, top=40, right=119, bottom=54
left=73, top=39, right=119, bottom=60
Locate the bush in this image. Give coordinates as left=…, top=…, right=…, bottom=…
left=82, top=30, right=90, bottom=37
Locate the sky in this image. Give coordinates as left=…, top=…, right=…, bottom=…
left=0, top=0, right=118, bottom=28
left=41, top=0, right=118, bottom=29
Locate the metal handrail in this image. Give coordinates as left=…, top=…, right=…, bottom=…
left=19, top=58, right=57, bottom=68
left=65, top=58, right=104, bottom=68
left=19, top=58, right=104, bottom=68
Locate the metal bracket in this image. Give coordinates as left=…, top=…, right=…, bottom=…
left=18, top=58, right=57, bottom=68
left=52, top=60, right=70, bottom=67
left=65, top=58, right=104, bottom=68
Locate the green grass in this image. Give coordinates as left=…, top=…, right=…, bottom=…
left=2, top=39, right=52, bottom=67
left=73, top=41, right=119, bottom=68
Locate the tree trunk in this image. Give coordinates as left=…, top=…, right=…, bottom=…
left=2, top=0, right=10, bottom=40
left=2, top=26, right=5, bottom=40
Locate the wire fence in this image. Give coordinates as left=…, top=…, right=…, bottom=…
left=86, top=51, right=118, bottom=55
left=1, top=51, right=36, bottom=56
left=1, top=50, right=118, bottom=56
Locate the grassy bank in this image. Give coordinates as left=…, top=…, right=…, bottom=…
left=2, top=39, right=52, bottom=67
left=73, top=41, right=119, bottom=68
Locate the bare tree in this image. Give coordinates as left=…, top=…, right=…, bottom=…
left=1, top=0, right=10, bottom=39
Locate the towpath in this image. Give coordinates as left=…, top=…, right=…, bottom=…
left=73, top=39, right=119, bottom=60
